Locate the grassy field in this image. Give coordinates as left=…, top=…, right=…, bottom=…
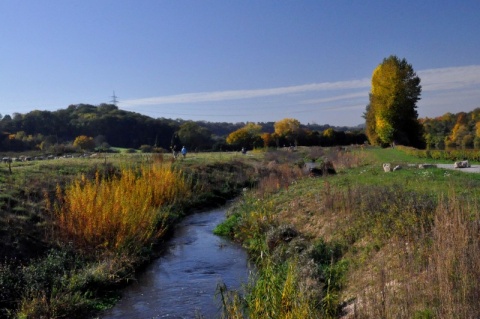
left=1, top=147, right=479, bottom=318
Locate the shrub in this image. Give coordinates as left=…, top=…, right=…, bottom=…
left=266, top=224, right=298, bottom=252
left=213, top=212, right=241, bottom=237
left=139, top=145, right=153, bottom=153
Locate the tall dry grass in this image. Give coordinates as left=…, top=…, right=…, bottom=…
left=348, top=192, right=480, bottom=319
left=427, top=194, right=480, bottom=318
left=49, top=163, right=189, bottom=254
left=255, top=163, right=304, bottom=198
left=326, top=146, right=369, bottom=171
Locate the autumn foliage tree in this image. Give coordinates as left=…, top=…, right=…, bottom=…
left=260, top=132, right=274, bottom=148
left=365, top=56, right=424, bottom=147
left=422, top=108, right=480, bottom=149
left=274, top=118, right=301, bottom=146
left=226, top=123, right=263, bottom=149
left=73, top=135, right=95, bottom=151
left=446, top=112, right=471, bottom=148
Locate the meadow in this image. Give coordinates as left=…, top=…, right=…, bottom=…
left=1, top=147, right=479, bottom=318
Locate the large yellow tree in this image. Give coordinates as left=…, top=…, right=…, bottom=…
left=365, top=56, right=423, bottom=147
left=226, top=123, right=262, bottom=148
left=274, top=118, right=301, bottom=146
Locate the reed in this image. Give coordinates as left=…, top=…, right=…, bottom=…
left=51, top=163, right=189, bottom=254
left=246, top=259, right=318, bottom=319
left=219, top=258, right=320, bottom=319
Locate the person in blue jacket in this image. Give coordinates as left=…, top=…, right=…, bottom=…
left=181, top=146, right=187, bottom=158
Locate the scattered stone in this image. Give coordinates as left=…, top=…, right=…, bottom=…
left=454, top=160, right=471, bottom=168
left=383, top=163, right=391, bottom=172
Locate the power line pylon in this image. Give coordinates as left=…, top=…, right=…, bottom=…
left=110, top=91, right=119, bottom=106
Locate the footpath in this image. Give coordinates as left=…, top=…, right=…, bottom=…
left=435, top=163, right=480, bottom=173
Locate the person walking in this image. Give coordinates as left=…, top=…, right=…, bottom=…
left=181, top=146, right=187, bottom=159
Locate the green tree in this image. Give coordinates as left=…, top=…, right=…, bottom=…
left=365, top=55, right=424, bottom=147
left=176, top=121, right=212, bottom=150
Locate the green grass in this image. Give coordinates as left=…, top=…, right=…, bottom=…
left=367, top=147, right=421, bottom=163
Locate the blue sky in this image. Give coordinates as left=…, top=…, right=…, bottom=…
left=1, top=1, right=479, bottom=126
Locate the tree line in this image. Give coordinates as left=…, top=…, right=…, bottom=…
left=422, top=108, right=480, bottom=149
left=0, top=103, right=365, bottom=153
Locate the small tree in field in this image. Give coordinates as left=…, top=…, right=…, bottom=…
left=73, top=135, right=95, bottom=151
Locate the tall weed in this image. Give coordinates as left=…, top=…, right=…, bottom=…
left=220, top=259, right=320, bottom=319
left=218, top=194, right=324, bottom=318
left=50, top=164, right=189, bottom=254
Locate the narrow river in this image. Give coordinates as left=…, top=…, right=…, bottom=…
left=100, top=207, right=250, bottom=319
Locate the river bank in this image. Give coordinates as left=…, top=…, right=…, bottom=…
left=215, top=147, right=480, bottom=318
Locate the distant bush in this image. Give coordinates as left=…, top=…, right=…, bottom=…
left=139, top=145, right=153, bottom=153
left=397, top=145, right=480, bottom=162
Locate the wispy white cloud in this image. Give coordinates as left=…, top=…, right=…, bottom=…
left=287, top=103, right=368, bottom=115
left=120, top=79, right=370, bottom=107
left=419, top=65, right=480, bottom=91
left=119, top=65, right=480, bottom=115
left=301, top=92, right=369, bottom=105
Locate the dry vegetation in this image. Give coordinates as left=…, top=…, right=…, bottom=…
left=216, top=146, right=480, bottom=319
left=49, top=163, right=189, bottom=255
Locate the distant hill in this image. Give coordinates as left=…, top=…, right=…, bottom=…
left=0, top=104, right=366, bottom=152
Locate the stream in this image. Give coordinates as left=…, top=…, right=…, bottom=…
left=100, top=207, right=251, bottom=319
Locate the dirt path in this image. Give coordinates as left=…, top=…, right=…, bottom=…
left=435, top=163, right=480, bottom=173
